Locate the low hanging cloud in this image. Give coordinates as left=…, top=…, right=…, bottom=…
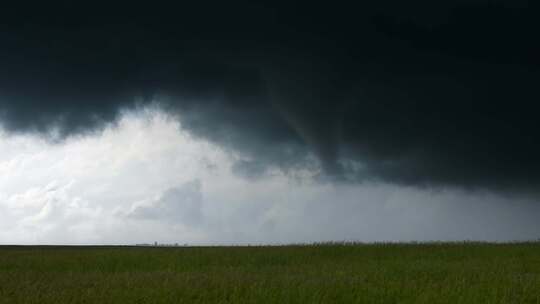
left=1, top=110, right=540, bottom=245
left=0, top=1, right=538, bottom=194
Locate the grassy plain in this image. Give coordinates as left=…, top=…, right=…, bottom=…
left=0, top=243, right=539, bottom=303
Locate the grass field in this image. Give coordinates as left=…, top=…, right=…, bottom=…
left=1, top=243, right=540, bottom=303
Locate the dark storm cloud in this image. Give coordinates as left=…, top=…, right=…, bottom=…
left=0, top=1, right=538, bottom=192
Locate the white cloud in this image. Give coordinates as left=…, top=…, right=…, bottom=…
left=128, top=179, right=204, bottom=226
left=1, top=107, right=540, bottom=245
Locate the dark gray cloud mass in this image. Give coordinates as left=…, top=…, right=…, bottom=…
left=0, top=1, right=539, bottom=193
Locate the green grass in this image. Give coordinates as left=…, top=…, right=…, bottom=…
left=1, top=243, right=540, bottom=303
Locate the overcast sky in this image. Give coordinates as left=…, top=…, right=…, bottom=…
left=1, top=1, right=539, bottom=244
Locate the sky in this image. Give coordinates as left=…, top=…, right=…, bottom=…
left=0, top=1, right=539, bottom=244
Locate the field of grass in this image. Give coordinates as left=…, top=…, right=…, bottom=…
left=0, top=243, right=540, bottom=303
